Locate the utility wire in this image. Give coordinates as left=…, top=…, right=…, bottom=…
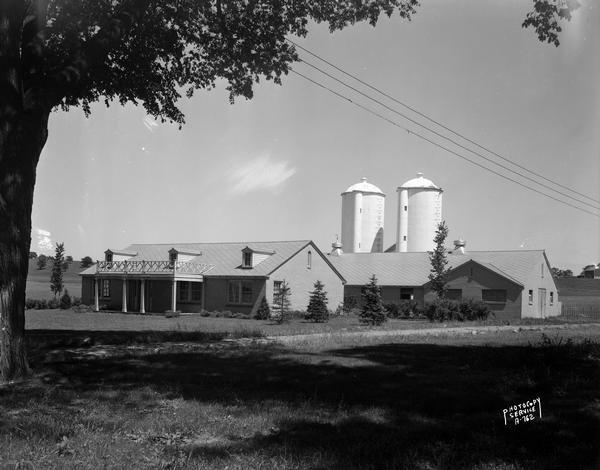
left=287, top=38, right=600, bottom=206
left=290, top=68, right=600, bottom=219
left=295, top=56, right=600, bottom=211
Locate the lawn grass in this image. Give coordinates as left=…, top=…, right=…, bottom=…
left=1, top=329, right=598, bottom=469
left=26, top=309, right=600, bottom=340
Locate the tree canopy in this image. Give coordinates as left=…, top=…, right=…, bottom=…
left=5, top=0, right=579, bottom=128
left=13, top=0, right=421, bottom=128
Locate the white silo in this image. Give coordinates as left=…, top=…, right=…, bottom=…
left=341, top=177, right=385, bottom=253
left=396, top=172, right=443, bottom=252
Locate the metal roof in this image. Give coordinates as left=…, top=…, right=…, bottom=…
left=399, top=172, right=441, bottom=190
left=81, top=240, right=344, bottom=280
left=342, top=177, right=385, bottom=195
left=329, top=250, right=546, bottom=286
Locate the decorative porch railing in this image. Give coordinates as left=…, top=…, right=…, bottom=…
left=96, top=260, right=214, bottom=275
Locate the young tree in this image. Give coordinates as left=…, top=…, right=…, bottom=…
left=428, top=221, right=451, bottom=299
left=272, top=280, right=291, bottom=324
left=50, top=242, right=65, bottom=297
left=0, top=0, right=581, bottom=384
left=360, top=275, right=386, bottom=326
left=80, top=256, right=94, bottom=268
left=36, top=254, right=47, bottom=270
left=306, top=280, right=329, bottom=323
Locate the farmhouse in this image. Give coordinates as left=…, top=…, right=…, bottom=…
left=80, top=240, right=345, bottom=315
left=329, top=240, right=561, bottom=319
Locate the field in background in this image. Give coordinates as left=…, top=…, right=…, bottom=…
left=26, top=258, right=83, bottom=300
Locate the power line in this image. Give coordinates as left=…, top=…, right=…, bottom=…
left=294, top=56, right=600, bottom=212
left=287, top=38, right=600, bottom=206
left=290, top=68, right=600, bottom=219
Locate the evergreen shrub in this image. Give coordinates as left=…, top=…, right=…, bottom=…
left=60, top=289, right=72, bottom=309
left=359, top=275, right=387, bottom=326
left=255, top=297, right=271, bottom=320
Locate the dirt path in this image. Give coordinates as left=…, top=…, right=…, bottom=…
left=269, top=322, right=600, bottom=345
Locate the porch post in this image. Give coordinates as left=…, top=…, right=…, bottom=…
left=201, top=281, right=205, bottom=312
left=122, top=278, right=128, bottom=313
left=140, top=279, right=146, bottom=314
left=94, top=278, right=99, bottom=312
left=171, top=279, right=177, bottom=311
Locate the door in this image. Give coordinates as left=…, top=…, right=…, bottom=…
left=128, top=280, right=140, bottom=312
left=538, top=288, right=546, bottom=318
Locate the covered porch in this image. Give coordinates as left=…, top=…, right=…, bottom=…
left=91, top=260, right=214, bottom=314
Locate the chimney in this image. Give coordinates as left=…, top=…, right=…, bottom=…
left=453, top=238, right=466, bottom=254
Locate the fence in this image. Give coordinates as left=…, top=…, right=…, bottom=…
left=561, top=303, right=600, bottom=320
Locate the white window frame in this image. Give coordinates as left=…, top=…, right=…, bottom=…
left=101, top=279, right=111, bottom=298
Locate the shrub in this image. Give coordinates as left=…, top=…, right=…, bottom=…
left=73, top=304, right=92, bottom=313
left=384, top=300, right=420, bottom=319
left=60, top=290, right=72, bottom=309
left=255, top=297, right=271, bottom=320
left=384, top=302, right=399, bottom=318
left=47, top=298, right=60, bottom=309
left=425, top=298, right=493, bottom=322
left=72, top=296, right=82, bottom=307
left=359, top=275, right=386, bottom=326
left=343, top=296, right=359, bottom=313
left=306, top=281, right=329, bottom=323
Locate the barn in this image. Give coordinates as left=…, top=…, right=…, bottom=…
left=329, top=241, right=561, bottom=320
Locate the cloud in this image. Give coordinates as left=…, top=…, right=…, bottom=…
left=143, top=116, right=159, bottom=132
left=229, top=155, right=296, bottom=194
left=32, top=228, right=53, bottom=254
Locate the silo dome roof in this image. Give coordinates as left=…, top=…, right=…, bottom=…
left=399, top=172, right=441, bottom=190
left=342, top=177, right=385, bottom=195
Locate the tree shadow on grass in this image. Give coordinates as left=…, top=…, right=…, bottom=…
left=6, top=336, right=600, bottom=469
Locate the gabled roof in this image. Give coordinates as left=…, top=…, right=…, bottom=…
left=81, top=240, right=340, bottom=278
left=329, top=250, right=546, bottom=287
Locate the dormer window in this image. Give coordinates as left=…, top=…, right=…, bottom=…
left=105, top=252, right=113, bottom=263
left=169, top=249, right=178, bottom=266
left=242, top=250, right=253, bottom=268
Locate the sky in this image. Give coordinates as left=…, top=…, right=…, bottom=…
left=32, top=0, right=599, bottom=274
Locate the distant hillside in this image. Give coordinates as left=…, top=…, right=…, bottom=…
left=556, top=278, right=600, bottom=297
left=26, top=258, right=85, bottom=299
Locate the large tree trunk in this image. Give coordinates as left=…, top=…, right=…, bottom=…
left=0, top=109, right=49, bottom=382
left=0, top=1, right=50, bottom=382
